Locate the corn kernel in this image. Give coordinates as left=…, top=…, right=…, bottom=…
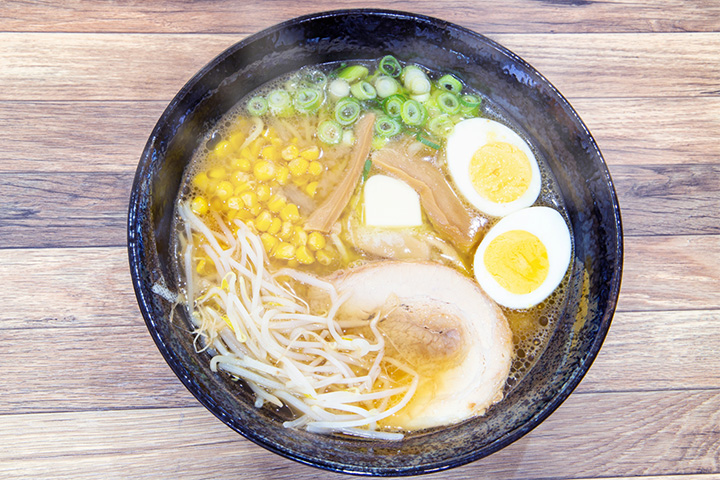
left=267, top=194, right=286, bottom=213
left=267, top=217, right=282, bottom=235
left=196, top=258, right=207, bottom=274
left=280, top=203, right=300, bottom=222
left=234, top=183, right=251, bottom=196
left=215, top=180, right=234, bottom=200
left=240, top=191, right=257, bottom=209
left=256, top=210, right=273, bottom=232
left=261, top=145, right=280, bottom=162
left=300, top=146, right=321, bottom=161
left=248, top=203, right=262, bottom=216
left=240, top=147, right=253, bottom=160
left=281, top=145, right=299, bottom=161
left=231, top=157, right=251, bottom=172
left=191, top=196, right=208, bottom=216
left=254, top=160, right=276, bottom=182
left=316, top=249, right=335, bottom=266
left=227, top=196, right=244, bottom=210
left=235, top=209, right=254, bottom=221
left=288, top=158, right=309, bottom=177
left=260, top=233, right=279, bottom=253
left=308, top=231, right=326, bottom=251
left=213, top=140, right=232, bottom=157
left=295, top=245, right=315, bottom=265
left=256, top=184, right=272, bottom=202
left=276, top=166, right=290, bottom=185
left=292, top=226, right=308, bottom=247
left=208, top=166, right=227, bottom=179
left=292, top=177, right=308, bottom=187
left=279, top=220, right=293, bottom=241
left=273, top=242, right=295, bottom=260
left=250, top=137, right=265, bottom=157
left=287, top=259, right=299, bottom=268
left=228, top=131, right=245, bottom=149
left=308, top=161, right=323, bottom=176
left=262, top=126, right=277, bottom=139
left=245, top=219, right=257, bottom=233
left=192, top=172, right=209, bottom=191
left=305, top=181, right=319, bottom=197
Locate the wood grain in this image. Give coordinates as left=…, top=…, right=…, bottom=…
left=2, top=0, right=719, bottom=34
left=1, top=389, right=718, bottom=479
left=2, top=33, right=720, bottom=101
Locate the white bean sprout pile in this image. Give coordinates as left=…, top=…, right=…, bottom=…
left=177, top=203, right=418, bottom=441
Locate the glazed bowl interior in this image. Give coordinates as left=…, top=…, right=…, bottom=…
left=128, top=9, right=622, bottom=476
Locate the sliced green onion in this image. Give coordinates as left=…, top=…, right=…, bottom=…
left=401, top=99, right=427, bottom=126
left=374, top=116, right=402, bottom=137
left=408, top=76, right=431, bottom=95
left=402, top=65, right=426, bottom=85
left=342, top=129, right=356, bottom=146
left=301, top=69, right=327, bottom=88
left=438, top=74, right=463, bottom=94
left=382, top=94, right=405, bottom=119
left=374, top=76, right=400, bottom=98
left=246, top=96, right=268, bottom=116
left=317, top=120, right=343, bottom=145
left=294, top=88, right=324, bottom=114
left=335, top=97, right=361, bottom=126
left=379, top=55, right=402, bottom=77
left=362, top=159, right=373, bottom=180
left=427, top=114, right=455, bottom=137
left=410, top=92, right=431, bottom=103
left=416, top=132, right=441, bottom=150
left=328, top=78, right=350, bottom=100
left=350, top=81, right=376, bottom=100
left=460, top=93, right=482, bottom=114
left=338, top=65, right=369, bottom=83
left=267, top=89, right=294, bottom=117
left=437, top=91, right=461, bottom=115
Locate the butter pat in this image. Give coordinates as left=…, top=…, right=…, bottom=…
left=363, top=175, right=422, bottom=227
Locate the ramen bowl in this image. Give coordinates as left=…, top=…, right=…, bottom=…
left=128, top=9, right=622, bottom=476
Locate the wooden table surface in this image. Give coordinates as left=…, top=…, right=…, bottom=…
left=2, top=1, right=719, bottom=479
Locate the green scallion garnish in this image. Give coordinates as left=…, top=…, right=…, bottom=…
left=459, top=93, right=482, bottom=114
left=438, top=74, right=463, bottom=94
left=427, top=114, right=455, bottom=138
left=267, top=89, right=294, bottom=117
left=317, top=120, right=343, bottom=145
left=335, top=97, right=361, bottom=126
left=294, top=88, right=324, bottom=114
left=374, top=76, right=400, bottom=98
left=338, top=65, right=369, bottom=83
left=362, top=158, right=372, bottom=180
left=416, top=132, right=441, bottom=150
left=437, top=91, right=461, bottom=115
left=378, top=55, right=402, bottom=77
left=246, top=96, right=268, bottom=116
left=401, top=99, right=427, bottom=127
left=382, top=94, right=405, bottom=119
left=374, top=116, right=402, bottom=137
left=350, top=81, right=377, bottom=100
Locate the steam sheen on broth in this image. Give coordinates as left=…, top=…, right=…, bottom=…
left=173, top=57, right=573, bottom=440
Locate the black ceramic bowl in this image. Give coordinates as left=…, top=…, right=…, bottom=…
left=128, top=9, right=622, bottom=476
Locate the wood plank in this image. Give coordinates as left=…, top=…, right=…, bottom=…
left=2, top=97, right=718, bottom=174
left=0, top=247, right=140, bottom=330
left=0, top=101, right=165, bottom=173
left=612, top=164, right=720, bottom=236
left=617, top=235, right=720, bottom=312
left=3, top=308, right=718, bottom=415
left=1, top=32, right=719, bottom=101
left=1, top=390, right=718, bottom=479
left=2, top=0, right=719, bottom=34
left=573, top=97, right=720, bottom=167
left=0, top=172, right=132, bottom=248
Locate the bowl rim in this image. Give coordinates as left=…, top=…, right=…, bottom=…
left=128, top=8, right=623, bottom=476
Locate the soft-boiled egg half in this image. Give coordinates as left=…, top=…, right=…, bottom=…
left=473, top=206, right=572, bottom=309
left=447, top=118, right=541, bottom=217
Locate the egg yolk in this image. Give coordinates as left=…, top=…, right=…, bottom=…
left=468, top=141, right=532, bottom=204
left=483, top=230, right=549, bottom=295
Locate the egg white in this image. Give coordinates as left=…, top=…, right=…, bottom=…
left=473, top=206, right=572, bottom=309
left=446, top=118, right=541, bottom=217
